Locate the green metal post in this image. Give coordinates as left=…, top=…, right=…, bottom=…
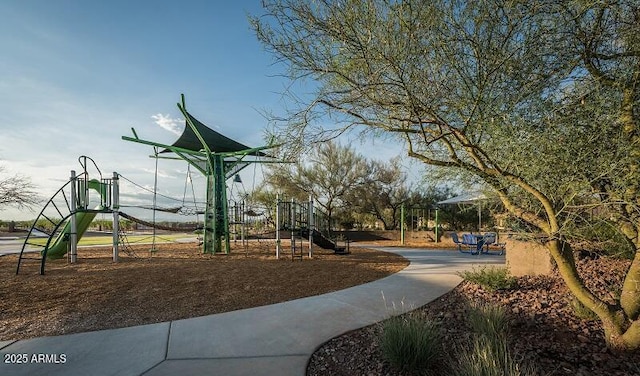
left=123, top=95, right=282, bottom=257
left=203, top=167, right=215, bottom=254
left=400, top=203, right=405, bottom=245
left=211, top=154, right=230, bottom=254
left=435, top=208, right=440, bottom=243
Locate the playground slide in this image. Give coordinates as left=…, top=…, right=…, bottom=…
left=310, top=229, right=336, bottom=249
left=45, top=211, right=98, bottom=259
left=45, top=179, right=108, bottom=259
left=310, top=229, right=348, bottom=254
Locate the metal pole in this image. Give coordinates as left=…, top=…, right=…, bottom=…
left=290, top=198, right=295, bottom=259
left=151, top=147, right=158, bottom=254
left=435, top=208, right=440, bottom=243
left=70, top=171, right=78, bottom=263
left=241, top=201, right=246, bottom=250
left=231, top=201, right=237, bottom=243
left=308, top=195, right=313, bottom=258
left=275, top=194, right=280, bottom=259
left=400, top=203, right=405, bottom=245
left=112, top=172, right=119, bottom=262
left=204, top=171, right=215, bottom=254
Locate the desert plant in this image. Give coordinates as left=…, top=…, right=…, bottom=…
left=567, top=220, right=634, bottom=260
left=253, top=0, right=640, bottom=351
left=454, top=335, right=535, bottom=376
left=454, top=304, right=535, bottom=376
left=468, top=304, right=510, bottom=342
left=380, top=314, right=443, bottom=374
left=459, top=267, right=517, bottom=292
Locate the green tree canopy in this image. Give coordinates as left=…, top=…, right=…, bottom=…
left=262, top=141, right=371, bottom=225
left=252, top=0, right=640, bottom=350
left=348, top=157, right=409, bottom=230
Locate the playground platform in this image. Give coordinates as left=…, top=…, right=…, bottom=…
left=0, top=247, right=505, bottom=376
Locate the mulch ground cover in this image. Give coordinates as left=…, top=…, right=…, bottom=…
left=0, top=240, right=408, bottom=341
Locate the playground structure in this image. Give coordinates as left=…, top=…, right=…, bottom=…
left=16, top=95, right=351, bottom=274
left=15, top=154, right=212, bottom=275
left=399, top=204, right=441, bottom=245
left=122, top=95, right=278, bottom=255
left=16, top=156, right=121, bottom=275
left=221, top=195, right=349, bottom=260
left=274, top=196, right=349, bottom=260
left=15, top=158, right=348, bottom=274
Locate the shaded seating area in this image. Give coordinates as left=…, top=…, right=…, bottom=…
left=438, top=192, right=506, bottom=256
left=451, top=232, right=481, bottom=255
left=481, top=232, right=506, bottom=255
left=450, top=232, right=505, bottom=255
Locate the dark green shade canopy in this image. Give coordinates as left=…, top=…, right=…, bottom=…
left=166, top=111, right=265, bottom=156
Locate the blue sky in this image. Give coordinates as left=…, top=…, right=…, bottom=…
left=0, top=0, right=410, bottom=221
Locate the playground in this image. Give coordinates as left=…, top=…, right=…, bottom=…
left=13, top=95, right=363, bottom=276
left=0, top=240, right=407, bottom=341
left=1, top=94, right=414, bottom=342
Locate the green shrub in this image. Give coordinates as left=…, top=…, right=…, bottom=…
left=454, top=304, right=535, bottom=376
left=454, top=336, right=535, bottom=376
left=459, top=266, right=517, bottom=291
left=380, top=314, right=443, bottom=374
left=567, top=219, right=634, bottom=259
left=468, top=304, right=509, bottom=342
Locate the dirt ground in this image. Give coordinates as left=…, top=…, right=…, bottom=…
left=0, top=240, right=408, bottom=341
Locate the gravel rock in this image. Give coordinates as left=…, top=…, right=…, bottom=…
left=308, top=255, right=640, bottom=376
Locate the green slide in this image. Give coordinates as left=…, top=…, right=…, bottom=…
left=45, top=179, right=108, bottom=260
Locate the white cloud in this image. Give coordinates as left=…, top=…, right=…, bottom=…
left=151, top=113, right=183, bottom=136
left=140, top=167, right=178, bottom=179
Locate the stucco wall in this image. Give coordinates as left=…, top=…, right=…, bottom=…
left=505, top=237, right=554, bottom=276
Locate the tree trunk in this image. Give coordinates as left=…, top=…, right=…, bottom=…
left=621, top=244, right=640, bottom=321
left=546, top=239, right=640, bottom=351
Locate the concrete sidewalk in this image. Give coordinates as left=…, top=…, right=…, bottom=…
left=0, top=247, right=505, bottom=376
left=0, top=237, right=29, bottom=256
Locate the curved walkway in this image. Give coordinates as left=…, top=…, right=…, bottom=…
left=0, top=247, right=505, bottom=376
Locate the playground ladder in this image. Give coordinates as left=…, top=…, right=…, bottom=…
left=16, top=175, right=81, bottom=274
left=290, top=228, right=305, bottom=261
left=16, top=171, right=113, bottom=275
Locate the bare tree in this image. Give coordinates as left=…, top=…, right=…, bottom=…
left=0, top=165, right=39, bottom=209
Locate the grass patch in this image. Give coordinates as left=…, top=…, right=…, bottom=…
left=28, top=234, right=195, bottom=247
left=453, top=304, right=535, bottom=376
left=468, top=303, right=509, bottom=341
left=380, top=313, right=443, bottom=374
left=454, top=335, right=534, bottom=376
left=458, top=266, right=517, bottom=291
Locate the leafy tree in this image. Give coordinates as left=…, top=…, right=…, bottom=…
left=252, top=0, right=640, bottom=350
left=262, top=141, right=371, bottom=226
left=349, top=157, right=410, bottom=230
left=0, top=165, right=38, bottom=209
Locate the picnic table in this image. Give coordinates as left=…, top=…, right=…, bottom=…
left=451, top=232, right=505, bottom=255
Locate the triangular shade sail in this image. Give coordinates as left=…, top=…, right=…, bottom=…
left=437, top=192, right=488, bottom=205
left=164, top=111, right=265, bottom=156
